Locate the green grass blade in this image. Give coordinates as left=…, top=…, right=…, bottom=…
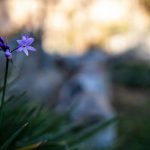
left=68, top=117, right=117, bottom=146
left=0, top=123, right=28, bottom=150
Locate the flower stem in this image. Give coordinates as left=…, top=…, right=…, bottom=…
left=0, top=59, right=9, bottom=116
left=11, top=46, right=20, bottom=53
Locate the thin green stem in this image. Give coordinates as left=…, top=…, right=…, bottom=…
left=0, top=59, right=9, bottom=116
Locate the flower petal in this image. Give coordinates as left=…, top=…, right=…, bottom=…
left=17, top=40, right=23, bottom=45
left=26, top=38, right=34, bottom=45
left=26, top=46, right=36, bottom=51
left=22, top=35, right=27, bottom=40
left=23, top=48, right=29, bottom=56
left=17, top=47, right=24, bottom=52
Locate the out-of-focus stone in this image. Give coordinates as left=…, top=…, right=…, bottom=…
left=56, top=46, right=117, bottom=149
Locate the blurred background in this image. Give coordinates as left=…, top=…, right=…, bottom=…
left=0, top=0, right=150, bottom=54
left=0, top=0, right=150, bottom=149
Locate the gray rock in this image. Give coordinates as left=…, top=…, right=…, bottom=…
left=56, top=47, right=117, bottom=149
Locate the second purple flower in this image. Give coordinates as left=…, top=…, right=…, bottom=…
left=16, top=34, right=36, bottom=56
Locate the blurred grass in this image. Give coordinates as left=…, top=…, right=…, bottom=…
left=0, top=89, right=116, bottom=150
left=114, top=102, right=150, bottom=150
left=109, top=58, right=150, bottom=150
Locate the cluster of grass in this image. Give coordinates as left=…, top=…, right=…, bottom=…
left=109, top=57, right=150, bottom=150
left=0, top=88, right=116, bottom=150
left=114, top=101, right=150, bottom=150
left=117, top=116, right=150, bottom=150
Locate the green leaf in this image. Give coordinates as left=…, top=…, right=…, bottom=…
left=0, top=123, right=28, bottom=150
left=68, top=117, right=117, bottom=146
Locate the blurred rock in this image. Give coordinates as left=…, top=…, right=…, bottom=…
left=56, top=46, right=117, bottom=149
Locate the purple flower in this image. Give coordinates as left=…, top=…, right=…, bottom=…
left=5, top=49, right=12, bottom=59
left=0, top=37, right=10, bottom=52
left=0, top=36, right=12, bottom=59
left=16, top=34, right=36, bottom=56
